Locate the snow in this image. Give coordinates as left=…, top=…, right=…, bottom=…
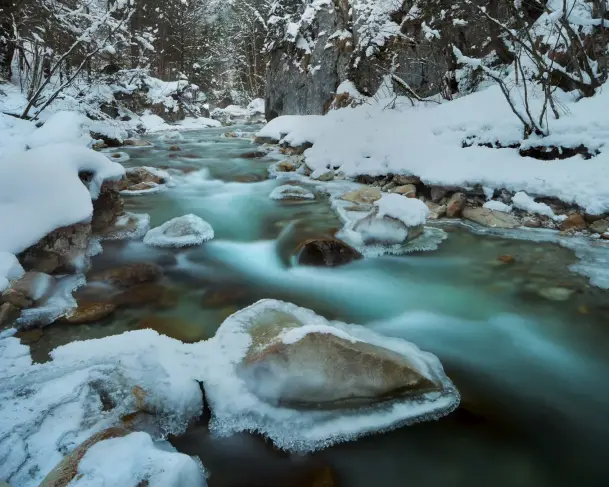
left=258, top=80, right=609, bottom=215
left=0, top=252, right=24, bottom=293
left=144, top=214, right=215, bottom=248
left=203, top=299, right=459, bottom=452
left=512, top=191, right=567, bottom=221
left=0, top=144, right=125, bottom=255
left=28, top=111, right=93, bottom=149
left=71, top=432, right=206, bottom=487
left=374, top=193, right=429, bottom=227
left=483, top=200, right=513, bottom=213
left=0, top=329, right=204, bottom=487
left=247, top=98, right=265, bottom=115
left=281, top=324, right=361, bottom=345
left=141, top=115, right=220, bottom=133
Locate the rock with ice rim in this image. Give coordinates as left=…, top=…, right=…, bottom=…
left=204, top=299, right=459, bottom=452
left=352, top=193, right=429, bottom=245
left=269, top=185, right=315, bottom=201
left=144, top=214, right=214, bottom=248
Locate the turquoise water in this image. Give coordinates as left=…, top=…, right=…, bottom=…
left=31, top=125, right=609, bottom=487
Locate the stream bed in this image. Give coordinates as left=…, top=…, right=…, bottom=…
left=28, top=125, right=609, bottom=487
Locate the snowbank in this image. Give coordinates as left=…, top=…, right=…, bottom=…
left=28, top=111, right=93, bottom=149
left=0, top=252, right=25, bottom=292
left=0, top=144, right=125, bottom=255
left=258, top=82, right=609, bottom=214
left=141, top=114, right=221, bottom=133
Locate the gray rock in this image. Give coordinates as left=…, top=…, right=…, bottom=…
left=589, top=218, right=609, bottom=234
left=430, top=186, right=448, bottom=203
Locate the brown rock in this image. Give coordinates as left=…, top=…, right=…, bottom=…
left=202, top=287, right=248, bottom=308
left=339, top=187, right=381, bottom=205
left=139, top=315, right=210, bottom=343
left=275, top=161, right=296, bottom=172
left=426, top=202, right=447, bottom=220
left=114, top=283, right=178, bottom=308
left=312, top=170, right=335, bottom=182
left=0, top=302, right=17, bottom=328
left=39, top=427, right=129, bottom=487
left=65, top=302, right=116, bottom=324
left=124, top=139, right=152, bottom=147
left=119, top=167, right=167, bottom=191
left=294, top=465, right=340, bottom=487
left=18, top=223, right=91, bottom=274
left=296, top=239, right=363, bottom=267
left=15, top=327, right=44, bottom=345
left=446, top=192, right=466, bottom=218
left=589, top=219, right=609, bottom=234
left=91, top=180, right=124, bottom=233
left=240, top=151, right=266, bottom=159
left=243, top=314, right=441, bottom=409
left=601, top=233, right=609, bottom=241
left=392, top=175, right=420, bottom=185
left=168, top=145, right=181, bottom=151
left=462, top=207, right=520, bottom=228
left=1, top=271, right=54, bottom=308
left=584, top=213, right=606, bottom=223
left=523, top=217, right=542, bottom=228
left=559, top=213, right=587, bottom=232
left=498, top=255, right=515, bottom=264
left=234, top=174, right=263, bottom=183
left=430, top=186, right=448, bottom=203
left=89, top=263, right=163, bottom=289
left=391, top=184, right=417, bottom=198
left=1, top=288, right=33, bottom=309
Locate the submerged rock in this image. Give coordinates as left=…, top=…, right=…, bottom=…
left=88, top=263, right=162, bottom=289
left=65, top=302, right=116, bottom=324
left=296, top=239, right=362, bottom=267
left=206, top=299, right=459, bottom=452
left=139, top=315, right=210, bottom=343
left=462, top=207, right=521, bottom=228
left=144, top=214, right=215, bottom=248
left=124, top=139, right=152, bottom=147
left=113, top=283, right=179, bottom=309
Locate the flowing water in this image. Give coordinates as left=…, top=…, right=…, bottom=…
left=28, top=126, right=609, bottom=487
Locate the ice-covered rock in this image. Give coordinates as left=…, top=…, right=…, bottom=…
left=0, top=252, right=24, bottom=293
left=352, top=194, right=429, bottom=245
left=204, top=299, right=459, bottom=452
left=40, top=430, right=206, bottom=487
left=269, top=185, right=315, bottom=201
left=0, top=330, right=203, bottom=487
left=144, top=214, right=214, bottom=248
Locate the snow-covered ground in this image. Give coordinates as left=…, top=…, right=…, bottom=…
left=259, top=80, right=609, bottom=215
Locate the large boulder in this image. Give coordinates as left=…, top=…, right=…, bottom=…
left=18, top=223, right=91, bottom=274
left=88, top=263, right=163, bottom=289
left=205, top=300, right=459, bottom=451
left=243, top=323, right=442, bottom=409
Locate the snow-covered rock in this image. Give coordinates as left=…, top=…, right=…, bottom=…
left=512, top=191, right=566, bottom=222
left=120, top=166, right=171, bottom=195
left=483, top=200, right=513, bottom=213
left=352, top=194, right=429, bottom=245
left=269, top=185, right=315, bottom=201
left=204, top=299, right=459, bottom=452
left=0, top=144, right=125, bottom=256
left=40, top=430, right=206, bottom=487
left=144, top=214, right=214, bottom=248
left=0, top=329, right=203, bottom=487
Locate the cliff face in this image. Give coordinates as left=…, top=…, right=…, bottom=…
left=263, top=0, right=512, bottom=120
